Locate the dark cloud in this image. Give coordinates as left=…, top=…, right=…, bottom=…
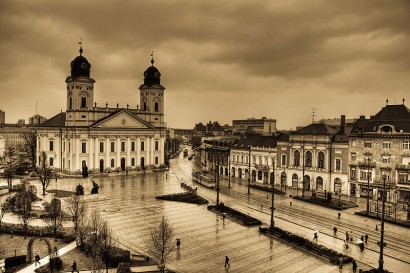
left=0, top=0, right=409, bottom=129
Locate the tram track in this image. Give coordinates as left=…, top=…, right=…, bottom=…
left=175, top=156, right=410, bottom=267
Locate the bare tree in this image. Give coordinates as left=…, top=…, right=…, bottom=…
left=67, top=194, right=87, bottom=231
left=20, top=131, right=37, bottom=171
left=147, top=216, right=176, bottom=272
left=37, top=151, right=53, bottom=195
left=44, top=198, right=64, bottom=241
left=17, top=195, right=33, bottom=239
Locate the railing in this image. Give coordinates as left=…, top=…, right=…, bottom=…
left=396, top=164, right=410, bottom=170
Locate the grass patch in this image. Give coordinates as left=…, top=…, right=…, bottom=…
left=355, top=210, right=410, bottom=228
left=294, top=196, right=358, bottom=210
left=156, top=192, right=208, bottom=204
left=208, top=204, right=261, bottom=226
left=45, top=189, right=75, bottom=198
left=250, top=184, right=286, bottom=195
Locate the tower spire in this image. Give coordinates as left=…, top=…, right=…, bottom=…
left=151, top=51, right=154, bottom=66
left=79, top=38, right=83, bottom=56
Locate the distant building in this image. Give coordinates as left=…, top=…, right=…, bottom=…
left=0, top=123, right=31, bottom=150
left=349, top=102, right=410, bottom=204
left=0, top=110, right=4, bottom=124
left=29, top=114, right=48, bottom=125
left=193, top=121, right=228, bottom=136
left=232, top=117, right=277, bottom=136
left=0, top=136, right=5, bottom=157
left=17, top=119, right=25, bottom=125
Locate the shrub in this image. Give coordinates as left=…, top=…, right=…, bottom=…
left=109, top=247, right=130, bottom=267
left=62, top=231, right=77, bottom=243
left=117, top=262, right=132, bottom=273
left=50, top=257, right=63, bottom=271
left=5, top=255, right=27, bottom=268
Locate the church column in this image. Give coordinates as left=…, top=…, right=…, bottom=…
left=94, top=137, right=99, bottom=171
left=88, top=137, right=93, bottom=170
left=126, top=137, right=131, bottom=168
left=116, top=137, right=120, bottom=168
left=137, top=137, right=141, bottom=166
left=105, top=137, right=109, bottom=170
left=146, top=137, right=150, bottom=166
left=151, top=137, right=155, bottom=166
left=160, top=136, right=165, bottom=165
left=75, top=136, right=80, bottom=171
left=69, top=139, right=73, bottom=171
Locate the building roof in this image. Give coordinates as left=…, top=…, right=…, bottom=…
left=293, top=123, right=338, bottom=135
left=39, top=112, right=66, bottom=127
left=372, top=104, right=410, bottom=121
left=231, top=136, right=277, bottom=149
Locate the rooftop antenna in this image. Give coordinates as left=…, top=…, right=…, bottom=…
left=151, top=51, right=154, bottom=66
left=403, top=98, right=405, bottom=105
left=35, top=101, right=38, bottom=115
left=386, top=98, right=388, bottom=106
left=311, top=108, right=318, bottom=123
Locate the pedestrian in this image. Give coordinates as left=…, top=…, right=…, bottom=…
left=313, top=230, right=318, bottom=242
left=364, top=234, right=368, bottom=244
left=261, top=204, right=263, bottom=210
left=290, top=200, right=292, bottom=207
left=35, top=252, right=41, bottom=266
left=267, top=194, right=269, bottom=199
left=225, top=256, right=230, bottom=268
left=333, top=227, right=337, bottom=237
left=71, top=260, right=79, bottom=273
left=350, top=231, right=353, bottom=242
left=338, top=212, right=341, bottom=219
left=285, top=184, right=287, bottom=190
left=345, top=231, right=349, bottom=241
left=338, top=254, right=344, bottom=269
left=176, top=239, right=181, bottom=250
left=352, top=259, right=357, bottom=273
left=166, top=174, right=168, bottom=180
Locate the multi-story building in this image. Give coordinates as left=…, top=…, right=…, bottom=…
left=349, top=102, right=410, bottom=204
left=286, top=117, right=349, bottom=196
left=29, top=115, right=48, bottom=125
left=35, top=46, right=166, bottom=173
left=0, top=110, right=5, bottom=124
left=0, top=123, right=32, bottom=150
left=232, top=117, right=277, bottom=136
left=0, top=136, right=5, bottom=158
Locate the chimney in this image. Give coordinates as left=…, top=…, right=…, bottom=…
left=359, top=115, right=365, bottom=120
left=340, top=115, right=345, bottom=133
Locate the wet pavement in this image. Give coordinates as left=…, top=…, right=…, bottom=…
left=23, top=169, right=341, bottom=272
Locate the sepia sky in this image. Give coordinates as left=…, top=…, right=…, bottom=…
left=0, top=0, right=410, bottom=130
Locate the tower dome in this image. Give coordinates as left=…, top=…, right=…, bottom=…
left=143, top=54, right=161, bottom=86
left=70, top=46, right=91, bottom=79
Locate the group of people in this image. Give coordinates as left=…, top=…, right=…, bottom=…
left=339, top=255, right=358, bottom=272
left=344, top=231, right=368, bottom=252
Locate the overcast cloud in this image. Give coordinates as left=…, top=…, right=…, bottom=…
left=0, top=0, right=409, bottom=129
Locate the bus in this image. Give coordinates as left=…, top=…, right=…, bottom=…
left=192, top=171, right=216, bottom=188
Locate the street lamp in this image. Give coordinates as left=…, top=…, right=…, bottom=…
left=270, top=159, right=275, bottom=229
left=365, top=158, right=372, bottom=215
left=248, top=145, right=251, bottom=194
left=378, top=174, right=387, bottom=273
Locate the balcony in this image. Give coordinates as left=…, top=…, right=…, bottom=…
left=358, top=161, right=376, bottom=168
left=396, top=164, right=410, bottom=171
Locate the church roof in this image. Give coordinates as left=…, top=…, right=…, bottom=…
left=231, top=136, right=277, bottom=150
left=293, top=123, right=338, bottom=135
left=372, top=104, right=410, bottom=120
left=39, top=112, right=66, bottom=127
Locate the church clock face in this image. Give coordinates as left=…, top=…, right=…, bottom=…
left=81, top=62, right=87, bottom=69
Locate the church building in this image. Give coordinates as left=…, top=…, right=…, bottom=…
left=35, top=45, right=166, bottom=174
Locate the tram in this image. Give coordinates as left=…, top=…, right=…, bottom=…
left=192, top=171, right=216, bottom=188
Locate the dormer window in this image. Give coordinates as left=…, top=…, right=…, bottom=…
left=381, top=126, right=393, bottom=133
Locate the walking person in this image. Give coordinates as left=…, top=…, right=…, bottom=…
left=176, top=239, right=181, bottom=250
left=352, top=259, right=357, bottom=273
left=338, top=254, right=344, bottom=270
left=333, top=227, right=337, bottom=237
left=345, top=231, right=349, bottom=241
left=35, top=252, right=41, bottom=267
left=364, top=233, right=369, bottom=244
left=71, top=260, right=79, bottom=273
left=313, top=230, right=318, bottom=242
left=349, top=231, right=353, bottom=242
left=225, top=256, right=230, bottom=268
left=338, top=212, right=341, bottom=219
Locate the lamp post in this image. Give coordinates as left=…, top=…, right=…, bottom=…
left=366, top=158, right=372, bottom=215
left=248, top=145, right=251, bottom=194
left=270, top=159, right=275, bottom=229
left=378, top=174, right=387, bottom=273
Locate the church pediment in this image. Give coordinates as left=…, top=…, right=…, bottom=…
left=92, top=111, right=153, bottom=129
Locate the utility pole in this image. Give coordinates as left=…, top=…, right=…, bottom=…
left=366, top=158, right=372, bottom=215
left=378, top=174, right=387, bottom=273
left=270, top=158, right=275, bottom=229
left=311, top=108, right=318, bottom=123
left=302, top=135, right=305, bottom=198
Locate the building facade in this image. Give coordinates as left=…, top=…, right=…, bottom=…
left=232, top=117, right=277, bottom=136
left=35, top=46, right=166, bottom=173
left=349, top=103, right=410, bottom=205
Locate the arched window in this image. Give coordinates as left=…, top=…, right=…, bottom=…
left=154, top=102, right=159, bottom=112
left=111, top=159, right=115, bottom=168
left=69, top=97, right=72, bottom=109
left=294, top=150, right=300, bottom=166
left=317, top=151, right=325, bottom=169
left=131, top=158, right=135, bottom=166
left=49, top=157, right=54, bottom=166
left=292, top=173, right=298, bottom=187
left=81, top=97, right=87, bottom=108
left=258, top=171, right=262, bottom=180
left=334, top=178, right=342, bottom=193
left=155, top=156, right=159, bottom=165
left=316, top=176, right=323, bottom=190
left=305, top=151, right=312, bottom=167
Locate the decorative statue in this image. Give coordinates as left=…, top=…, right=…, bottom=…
left=91, top=180, right=99, bottom=194
left=75, top=184, right=84, bottom=195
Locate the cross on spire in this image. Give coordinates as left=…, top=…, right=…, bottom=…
left=151, top=51, right=154, bottom=66
left=403, top=98, right=405, bottom=105
left=79, top=38, right=83, bottom=56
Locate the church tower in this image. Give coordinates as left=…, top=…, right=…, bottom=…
left=139, top=54, right=165, bottom=128
left=65, top=43, right=95, bottom=126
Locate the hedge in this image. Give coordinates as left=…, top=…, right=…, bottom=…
left=355, top=210, right=410, bottom=228
left=208, top=204, right=261, bottom=226
left=250, top=184, right=286, bottom=195
left=294, top=196, right=358, bottom=210
left=259, top=226, right=353, bottom=265
left=156, top=192, right=208, bottom=204
left=5, top=255, right=27, bottom=268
